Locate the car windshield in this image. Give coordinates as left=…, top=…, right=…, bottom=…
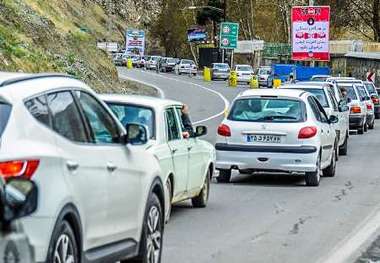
left=236, top=66, right=252, bottom=71
left=259, top=68, right=271, bottom=75
left=365, top=83, right=377, bottom=95
left=302, top=89, right=329, bottom=107
left=229, top=98, right=304, bottom=122
left=214, top=64, right=229, bottom=69
left=0, top=102, right=11, bottom=138
left=182, top=60, right=194, bottom=65
left=107, top=103, right=155, bottom=139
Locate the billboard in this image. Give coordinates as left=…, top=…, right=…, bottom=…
left=291, top=6, right=330, bottom=61
left=126, top=29, right=145, bottom=55
left=187, top=27, right=207, bottom=42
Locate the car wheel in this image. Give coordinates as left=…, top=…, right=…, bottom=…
left=164, top=178, right=172, bottom=223
left=305, top=155, right=321, bottom=186
left=46, top=220, right=79, bottom=263
left=323, top=146, right=337, bottom=177
left=216, top=169, right=231, bottom=183
left=375, top=113, right=380, bottom=119
left=126, top=193, right=163, bottom=263
left=369, top=120, right=375, bottom=129
left=191, top=170, right=210, bottom=208
left=364, top=122, right=368, bottom=132
left=339, top=132, right=348, bottom=156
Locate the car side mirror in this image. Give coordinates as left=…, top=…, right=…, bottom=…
left=329, top=115, right=339, bottom=124
left=2, top=178, right=38, bottom=224
left=195, top=125, right=207, bottom=137
left=126, top=123, right=148, bottom=145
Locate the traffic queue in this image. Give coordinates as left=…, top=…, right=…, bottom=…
left=0, top=67, right=378, bottom=263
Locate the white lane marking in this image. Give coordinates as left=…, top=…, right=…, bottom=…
left=139, top=70, right=230, bottom=124
left=319, top=205, right=380, bottom=263
left=118, top=72, right=165, bottom=99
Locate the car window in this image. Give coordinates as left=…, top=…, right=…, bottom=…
left=214, top=64, right=229, bottom=69
left=326, top=89, right=339, bottom=111
left=165, top=108, right=181, bottom=141
left=309, top=97, right=328, bottom=123
left=0, top=102, right=11, bottom=138
left=107, top=103, right=155, bottom=139
left=25, top=95, right=50, bottom=127
left=338, top=85, right=357, bottom=101
left=356, top=86, right=367, bottom=101
left=76, top=92, right=120, bottom=144
left=259, top=68, right=271, bottom=75
left=228, top=98, right=305, bottom=122
left=47, top=91, right=88, bottom=143
left=236, top=66, right=252, bottom=71
left=174, top=107, right=186, bottom=132
left=303, top=89, right=329, bottom=107
left=365, top=83, right=377, bottom=95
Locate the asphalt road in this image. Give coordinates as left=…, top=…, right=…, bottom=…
left=119, top=68, right=380, bottom=263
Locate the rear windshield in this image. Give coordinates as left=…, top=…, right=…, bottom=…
left=258, top=68, right=271, bottom=75
left=365, top=83, right=377, bottom=95
left=167, top=58, right=176, bottom=63
left=236, top=66, right=252, bottom=71
left=214, top=64, right=229, bottom=69
left=311, top=76, right=328, bottom=82
left=0, top=103, right=11, bottom=137
left=182, top=60, right=194, bottom=64
left=228, top=98, right=304, bottom=123
left=302, top=89, right=329, bottom=107
left=107, top=103, right=155, bottom=139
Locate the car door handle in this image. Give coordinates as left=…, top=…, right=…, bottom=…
left=66, top=161, right=79, bottom=171
left=187, top=146, right=193, bottom=151
left=107, top=162, right=118, bottom=172
left=171, top=148, right=178, bottom=154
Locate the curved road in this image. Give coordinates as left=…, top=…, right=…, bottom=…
left=119, top=68, right=380, bottom=263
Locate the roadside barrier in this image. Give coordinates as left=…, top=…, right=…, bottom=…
left=250, top=75, right=259, bottom=89
left=229, top=71, right=237, bottom=87
left=273, top=78, right=282, bottom=89
left=127, top=59, right=133, bottom=69
left=203, top=67, right=211, bottom=81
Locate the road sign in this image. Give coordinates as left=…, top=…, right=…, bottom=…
left=291, top=6, right=330, bottom=61
left=219, top=22, right=239, bottom=49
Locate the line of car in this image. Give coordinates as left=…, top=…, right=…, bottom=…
left=1, top=70, right=378, bottom=262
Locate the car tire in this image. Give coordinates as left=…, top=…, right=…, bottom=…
left=164, top=178, right=172, bottom=223
left=339, top=132, right=348, bottom=156
left=323, top=147, right=337, bottom=177
left=369, top=120, right=375, bottom=129
left=364, top=122, right=368, bottom=132
left=125, top=193, right=163, bottom=263
left=376, top=113, right=380, bottom=119
left=46, top=220, right=79, bottom=263
left=216, top=169, right=231, bottom=183
left=305, top=155, right=321, bottom=186
left=191, top=170, right=210, bottom=208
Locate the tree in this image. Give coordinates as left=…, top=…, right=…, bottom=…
left=196, top=0, right=225, bottom=44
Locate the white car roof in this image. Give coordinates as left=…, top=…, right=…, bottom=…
left=238, top=88, right=306, bottom=99
left=0, top=72, right=92, bottom=102
left=282, top=84, right=326, bottom=90
left=99, top=94, right=182, bottom=109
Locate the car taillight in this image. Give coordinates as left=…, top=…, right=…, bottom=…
left=298, top=126, right=318, bottom=139
left=0, top=160, right=39, bottom=180
left=372, top=97, right=379, bottom=104
left=217, top=124, right=231, bottom=137
left=351, top=106, right=361, bottom=114
left=367, top=104, right=373, bottom=110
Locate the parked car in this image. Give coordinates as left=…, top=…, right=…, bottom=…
left=112, top=53, right=124, bottom=66
left=121, top=53, right=130, bottom=66
left=137, top=55, right=149, bottom=68
left=282, top=83, right=349, bottom=156
left=174, top=59, right=197, bottom=75
left=311, top=75, right=332, bottom=82
left=337, top=83, right=368, bottom=134
left=234, top=64, right=254, bottom=83
left=0, top=72, right=165, bottom=263
left=363, top=81, right=380, bottom=119
left=101, top=94, right=216, bottom=221
left=257, top=66, right=272, bottom=87
left=356, top=84, right=375, bottom=129
left=211, top=63, right=231, bottom=81
left=130, top=55, right=141, bottom=67
left=215, top=89, right=338, bottom=186
left=0, top=178, right=38, bottom=263
left=160, top=57, right=177, bottom=72
left=146, top=55, right=161, bottom=70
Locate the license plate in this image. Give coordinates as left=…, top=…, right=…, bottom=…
left=246, top=134, right=281, bottom=143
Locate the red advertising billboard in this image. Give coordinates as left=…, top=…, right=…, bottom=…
left=291, top=6, right=330, bottom=61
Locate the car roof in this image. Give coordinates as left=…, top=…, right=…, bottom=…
left=99, top=94, right=182, bottom=108
left=312, top=74, right=331, bottom=77
left=238, top=88, right=307, bottom=99
left=235, top=64, right=252, bottom=67
left=281, top=84, right=326, bottom=90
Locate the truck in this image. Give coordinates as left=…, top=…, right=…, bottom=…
left=267, top=64, right=331, bottom=87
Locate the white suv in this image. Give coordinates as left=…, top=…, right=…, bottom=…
left=216, top=89, right=338, bottom=186
left=0, top=72, right=165, bottom=263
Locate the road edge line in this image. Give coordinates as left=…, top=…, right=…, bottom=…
left=318, top=205, right=380, bottom=263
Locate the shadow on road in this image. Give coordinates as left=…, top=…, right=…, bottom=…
left=219, top=173, right=308, bottom=187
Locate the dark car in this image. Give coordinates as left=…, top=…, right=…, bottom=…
left=160, top=57, right=177, bottom=72
left=364, top=81, right=380, bottom=119
left=0, top=178, right=38, bottom=263
left=112, top=53, right=124, bottom=66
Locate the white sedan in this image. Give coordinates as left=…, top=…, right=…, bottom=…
left=100, top=94, right=216, bottom=220
left=234, top=64, right=254, bottom=83
left=215, top=89, right=338, bottom=186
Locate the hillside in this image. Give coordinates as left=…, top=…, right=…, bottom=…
left=0, top=0, right=158, bottom=94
